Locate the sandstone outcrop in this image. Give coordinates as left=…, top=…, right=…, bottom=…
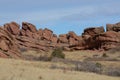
left=0, top=21, right=120, bottom=58
left=95, top=31, right=120, bottom=50
left=42, top=28, right=53, bottom=41
left=4, top=22, right=20, bottom=35
left=82, top=26, right=105, bottom=36
left=22, top=22, right=37, bottom=33
left=106, top=22, right=120, bottom=32
left=20, top=22, right=37, bottom=38
left=0, top=27, right=22, bottom=58
left=58, top=34, right=68, bottom=43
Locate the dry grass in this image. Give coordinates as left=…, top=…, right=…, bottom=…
left=64, top=50, right=103, bottom=61
left=0, top=58, right=119, bottom=80
left=22, top=50, right=120, bottom=68
left=22, top=50, right=103, bottom=61
left=22, top=50, right=51, bottom=57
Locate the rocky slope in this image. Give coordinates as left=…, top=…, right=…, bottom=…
left=0, top=21, right=120, bottom=58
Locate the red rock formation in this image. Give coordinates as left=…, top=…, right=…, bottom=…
left=68, top=31, right=80, bottom=40
left=95, top=31, right=120, bottom=50
left=42, top=28, right=53, bottom=41
left=37, top=29, right=43, bottom=39
left=82, top=26, right=105, bottom=36
left=106, top=24, right=114, bottom=31
left=106, top=22, right=120, bottom=32
left=0, top=21, right=120, bottom=59
left=0, top=27, right=22, bottom=58
left=16, top=36, right=48, bottom=51
left=4, top=22, right=20, bottom=35
left=22, top=22, right=37, bottom=33
left=69, top=37, right=77, bottom=46
left=58, top=34, right=68, bottom=43
left=50, top=34, right=58, bottom=43
left=20, top=22, right=38, bottom=38
left=68, top=31, right=80, bottom=46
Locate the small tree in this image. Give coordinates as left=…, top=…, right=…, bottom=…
left=51, top=47, right=65, bottom=59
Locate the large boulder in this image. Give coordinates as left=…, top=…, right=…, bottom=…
left=106, top=22, right=120, bottom=32
left=95, top=31, right=120, bottom=50
left=20, top=22, right=38, bottom=39
left=68, top=31, right=80, bottom=40
left=4, top=22, right=20, bottom=35
left=0, top=40, right=9, bottom=51
left=80, top=35, right=97, bottom=50
left=106, top=24, right=114, bottom=31
left=42, top=28, right=53, bottom=41
left=58, top=34, right=68, bottom=43
left=22, top=22, right=37, bottom=33
left=37, top=29, right=43, bottom=39
left=79, top=26, right=106, bottom=50
left=68, top=31, right=81, bottom=47
left=69, top=37, right=78, bottom=46
left=82, top=26, right=105, bottom=36
left=50, top=34, right=58, bottom=43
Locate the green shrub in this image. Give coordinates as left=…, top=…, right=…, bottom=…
left=102, top=53, right=108, bottom=57
left=51, top=47, right=65, bottom=59
left=95, top=62, right=102, bottom=68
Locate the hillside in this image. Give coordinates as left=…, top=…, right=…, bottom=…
left=0, top=22, right=120, bottom=79
left=0, top=58, right=119, bottom=80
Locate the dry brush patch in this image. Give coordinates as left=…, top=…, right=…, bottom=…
left=20, top=50, right=120, bottom=77
left=0, top=58, right=119, bottom=80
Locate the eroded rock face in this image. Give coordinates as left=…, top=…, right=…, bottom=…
left=68, top=31, right=80, bottom=40
left=22, top=22, right=37, bottom=33
left=0, top=21, right=120, bottom=59
left=106, top=22, right=120, bottom=32
left=37, top=29, right=43, bottom=39
left=17, top=27, right=58, bottom=51
left=80, top=27, right=105, bottom=50
left=20, top=22, right=37, bottom=37
left=4, top=22, right=20, bottom=35
left=95, top=31, right=120, bottom=50
left=0, top=27, right=22, bottom=58
left=82, top=27, right=105, bottom=36
left=106, top=24, right=114, bottom=31
left=81, top=26, right=120, bottom=50
left=42, top=28, right=53, bottom=41
left=0, top=40, right=9, bottom=51
left=58, top=34, right=68, bottom=43
left=16, top=36, right=48, bottom=51
left=50, top=34, right=58, bottom=43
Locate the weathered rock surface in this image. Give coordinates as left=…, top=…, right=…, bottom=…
left=95, top=31, right=120, bottom=50
left=4, top=22, right=20, bottom=35
left=42, top=28, right=53, bottom=41
left=20, top=22, right=37, bottom=38
left=82, top=26, right=105, bottom=36
left=58, top=34, right=68, bottom=43
left=0, top=21, right=120, bottom=58
left=16, top=36, right=48, bottom=51
left=0, top=27, right=22, bottom=58
left=106, top=22, right=120, bottom=32
left=22, top=22, right=37, bottom=33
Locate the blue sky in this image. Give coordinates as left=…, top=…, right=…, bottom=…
left=0, top=0, right=120, bottom=35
